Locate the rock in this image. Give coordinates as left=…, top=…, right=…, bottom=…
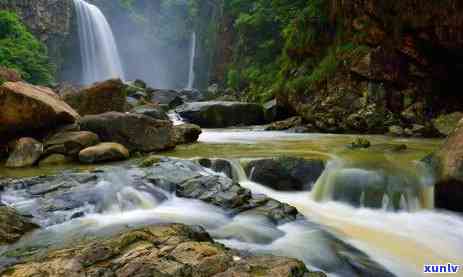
left=388, top=125, right=404, bottom=136
left=0, top=82, right=79, bottom=137
left=0, top=206, right=38, bottom=245
left=427, top=119, right=463, bottom=212
left=177, top=101, right=266, bottom=128
left=78, top=142, right=130, bottom=164
left=131, top=104, right=169, bottom=120
left=198, top=158, right=234, bottom=180
left=38, top=154, right=71, bottom=166
left=79, top=112, right=175, bottom=152
left=44, top=131, right=100, bottom=156
left=432, top=112, right=463, bottom=137
left=347, top=138, right=371, bottom=149
left=266, top=116, right=303, bottom=131
left=5, top=138, right=43, bottom=168
left=151, top=89, right=184, bottom=108
left=61, top=78, right=126, bottom=116
left=178, top=88, right=204, bottom=102
left=264, top=99, right=292, bottom=122
left=1, top=223, right=315, bottom=277
left=244, top=157, right=325, bottom=191
left=174, top=124, right=202, bottom=145
left=401, top=102, right=425, bottom=124
left=0, top=67, right=22, bottom=82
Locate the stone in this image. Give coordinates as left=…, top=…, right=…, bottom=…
left=38, top=154, right=71, bottom=166
left=5, top=138, right=43, bottom=168
left=44, top=131, right=100, bottom=156
left=0, top=206, right=38, bottom=245
left=1, top=223, right=317, bottom=277
left=151, top=89, right=184, bottom=108
left=432, top=112, right=463, bottom=137
left=173, top=124, right=202, bottom=145
left=266, top=116, right=303, bottom=131
left=426, top=118, right=463, bottom=212
left=388, top=125, right=404, bottom=136
left=131, top=104, right=169, bottom=120
left=401, top=102, right=425, bottom=124
left=78, top=142, right=130, bottom=164
left=0, top=82, right=79, bottom=137
left=264, top=99, right=292, bottom=122
left=79, top=112, right=175, bottom=152
left=244, top=157, right=325, bottom=191
left=61, top=79, right=126, bottom=116
left=177, top=101, right=266, bottom=128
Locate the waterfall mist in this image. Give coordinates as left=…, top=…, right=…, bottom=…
left=73, top=0, right=125, bottom=85
left=187, top=32, right=197, bottom=89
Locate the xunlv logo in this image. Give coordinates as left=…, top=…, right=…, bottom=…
left=424, top=264, right=460, bottom=274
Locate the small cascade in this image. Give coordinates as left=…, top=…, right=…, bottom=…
left=186, top=32, right=197, bottom=89
left=73, top=0, right=125, bottom=85
left=167, top=111, right=185, bottom=126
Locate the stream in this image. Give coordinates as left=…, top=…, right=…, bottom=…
left=1, top=128, right=463, bottom=276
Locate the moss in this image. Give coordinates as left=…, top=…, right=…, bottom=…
left=139, top=156, right=161, bottom=167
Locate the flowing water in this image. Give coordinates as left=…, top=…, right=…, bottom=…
left=187, top=32, right=197, bottom=90
left=73, top=0, right=125, bottom=85
left=1, top=128, right=463, bottom=276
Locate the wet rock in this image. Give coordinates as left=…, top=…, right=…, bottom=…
left=131, top=104, right=169, bottom=120
left=401, top=102, right=425, bottom=124
left=177, top=101, right=266, bottom=128
left=388, top=125, right=404, bottom=137
left=264, top=99, right=292, bottom=122
left=44, top=131, right=100, bottom=156
left=426, top=118, right=463, bottom=212
left=1, top=223, right=315, bottom=277
left=61, top=78, right=126, bottom=116
left=174, top=124, right=202, bottom=145
left=0, top=206, right=38, bottom=245
left=347, top=138, right=371, bottom=149
left=151, top=89, right=184, bottom=108
left=79, top=112, right=175, bottom=152
left=38, top=154, right=71, bottom=166
left=6, top=138, right=43, bottom=168
left=266, top=116, right=303, bottom=131
left=79, top=142, right=130, bottom=164
left=198, top=158, right=234, bottom=180
left=0, top=82, right=79, bottom=137
left=432, top=112, right=463, bottom=137
left=244, top=157, right=325, bottom=191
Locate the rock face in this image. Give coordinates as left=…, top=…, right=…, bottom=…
left=5, top=138, right=44, bottom=168
left=79, top=112, right=175, bottom=152
left=44, top=131, right=100, bottom=156
left=0, top=82, right=79, bottom=138
left=428, top=119, right=463, bottom=212
left=61, top=79, right=126, bottom=116
left=2, top=223, right=315, bottom=277
left=177, top=102, right=266, bottom=128
left=78, top=142, right=130, bottom=164
left=174, top=124, right=202, bottom=145
left=0, top=206, right=38, bottom=245
left=244, top=157, right=325, bottom=191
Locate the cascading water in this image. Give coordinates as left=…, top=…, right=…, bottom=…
left=73, top=0, right=125, bottom=85
left=186, top=32, right=196, bottom=89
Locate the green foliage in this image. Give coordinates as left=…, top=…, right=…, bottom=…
left=0, top=11, right=54, bottom=85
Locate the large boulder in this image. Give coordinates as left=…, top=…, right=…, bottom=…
left=5, top=138, right=43, bottom=168
left=151, top=89, right=184, bottom=108
left=0, top=82, right=79, bottom=137
left=427, top=119, right=463, bottom=212
left=174, top=124, right=202, bottom=145
left=44, top=131, right=100, bottom=156
left=79, top=112, right=175, bottom=152
left=244, top=157, right=325, bottom=191
left=61, top=79, right=126, bottom=116
left=78, top=142, right=130, bottom=164
left=2, top=223, right=315, bottom=277
left=264, top=99, right=292, bottom=122
left=177, top=101, right=266, bottom=128
left=432, top=112, right=463, bottom=137
left=0, top=206, right=38, bottom=245
left=131, top=104, right=169, bottom=120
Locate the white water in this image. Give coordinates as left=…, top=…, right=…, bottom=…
left=186, top=32, right=196, bottom=89
left=73, top=0, right=125, bottom=85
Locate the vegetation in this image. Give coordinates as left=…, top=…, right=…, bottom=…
left=0, top=11, right=54, bottom=85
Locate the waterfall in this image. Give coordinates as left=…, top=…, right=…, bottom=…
left=186, top=32, right=196, bottom=89
left=73, top=0, right=125, bottom=85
